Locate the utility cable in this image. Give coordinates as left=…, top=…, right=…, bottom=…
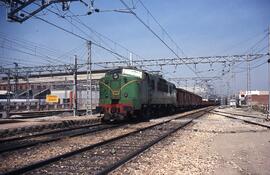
left=0, top=37, right=66, bottom=64
left=21, top=9, right=130, bottom=62
left=119, top=0, right=200, bottom=78
left=137, top=0, right=186, bottom=56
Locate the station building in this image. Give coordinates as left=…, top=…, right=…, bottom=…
left=0, top=70, right=108, bottom=112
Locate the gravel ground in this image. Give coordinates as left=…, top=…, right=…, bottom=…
left=4, top=107, right=268, bottom=175
left=0, top=122, right=154, bottom=173
left=0, top=115, right=100, bottom=130
left=111, top=109, right=270, bottom=175
left=215, top=107, right=268, bottom=119
left=0, top=109, right=205, bottom=173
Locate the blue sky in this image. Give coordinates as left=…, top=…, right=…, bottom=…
left=0, top=0, right=270, bottom=95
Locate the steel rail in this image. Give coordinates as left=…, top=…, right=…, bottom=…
left=0, top=122, right=101, bottom=142
left=212, top=110, right=266, bottom=120
left=98, top=110, right=208, bottom=175
left=2, top=107, right=212, bottom=175
left=9, top=108, right=96, bottom=119
left=211, top=111, right=270, bottom=129
left=0, top=123, right=100, bottom=142
left=0, top=124, right=120, bottom=154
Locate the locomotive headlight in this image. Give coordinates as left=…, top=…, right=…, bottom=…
left=124, top=92, right=128, bottom=97
left=113, top=73, right=119, bottom=79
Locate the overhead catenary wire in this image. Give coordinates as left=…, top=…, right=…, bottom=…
left=2, top=1, right=268, bottom=87
left=126, top=0, right=208, bottom=75
left=213, top=29, right=268, bottom=55
left=0, top=37, right=67, bottom=64
left=67, top=9, right=142, bottom=61
left=196, top=30, right=268, bottom=96
left=137, top=0, right=186, bottom=57
left=24, top=3, right=130, bottom=63
left=213, top=32, right=268, bottom=78
left=235, top=46, right=268, bottom=70
left=119, top=0, right=201, bottom=78
left=0, top=56, right=48, bottom=66
left=17, top=10, right=129, bottom=65
left=0, top=32, right=77, bottom=61
left=0, top=32, right=61, bottom=55
left=0, top=33, right=87, bottom=65
left=61, top=10, right=128, bottom=62
left=233, top=60, right=267, bottom=74
left=243, top=33, right=268, bottom=54
left=45, top=5, right=155, bottom=71
left=214, top=32, right=268, bottom=78
left=0, top=44, right=59, bottom=64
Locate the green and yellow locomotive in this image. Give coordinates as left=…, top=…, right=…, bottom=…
left=98, top=67, right=177, bottom=121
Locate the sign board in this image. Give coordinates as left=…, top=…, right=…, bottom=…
left=46, top=95, right=59, bottom=103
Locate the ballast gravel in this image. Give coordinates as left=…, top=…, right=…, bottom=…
left=0, top=109, right=204, bottom=173
left=112, top=110, right=270, bottom=175
left=0, top=122, right=155, bottom=173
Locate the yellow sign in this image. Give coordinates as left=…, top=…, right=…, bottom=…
left=46, top=95, right=59, bottom=103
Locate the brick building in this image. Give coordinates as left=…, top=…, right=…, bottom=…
left=250, top=94, right=269, bottom=106
left=239, top=90, right=269, bottom=106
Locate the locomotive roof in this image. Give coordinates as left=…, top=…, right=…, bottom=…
left=107, top=67, right=160, bottom=77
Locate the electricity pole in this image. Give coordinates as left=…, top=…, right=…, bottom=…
left=14, top=62, right=18, bottom=97
left=73, top=55, right=78, bottom=117
left=26, top=72, right=30, bottom=111
left=7, top=70, right=11, bottom=118
left=129, top=52, right=133, bottom=66
left=86, top=41, right=93, bottom=116
left=246, top=55, right=251, bottom=110
left=64, top=76, right=67, bottom=109
left=267, top=58, right=270, bottom=120
left=226, top=81, right=230, bottom=105
left=267, top=26, right=270, bottom=120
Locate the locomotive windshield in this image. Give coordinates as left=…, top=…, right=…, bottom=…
left=107, top=68, right=122, bottom=75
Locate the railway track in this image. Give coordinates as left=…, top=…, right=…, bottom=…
left=2, top=107, right=212, bottom=175
left=9, top=109, right=96, bottom=119
left=213, top=110, right=266, bottom=120
left=212, top=111, right=270, bottom=129
left=0, top=123, right=120, bottom=154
